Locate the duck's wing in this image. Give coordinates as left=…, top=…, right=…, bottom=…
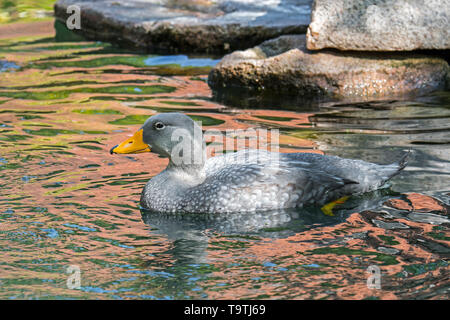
left=198, top=149, right=409, bottom=213
left=281, top=151, right=410, bottom=193
left=214, top=161, right=356, bottom=191
left=181, top=160, right=357, bottom=213
left=205, top=149, right=359, bottom=195
left=204, top=149, right=311, bottom=175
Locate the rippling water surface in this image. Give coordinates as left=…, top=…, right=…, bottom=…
left=0, top=21, right=448, bottom=300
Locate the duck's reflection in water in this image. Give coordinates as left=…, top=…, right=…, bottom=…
left=140, top=188, right=398, bottom=263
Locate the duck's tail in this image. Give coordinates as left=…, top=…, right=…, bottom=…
left=379, top=150, right=411, bottom=183
left=396, top=150, right=411, bottom=171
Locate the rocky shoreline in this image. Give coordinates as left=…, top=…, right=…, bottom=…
left=54, top=0, right=450, bottom=103
left=208, top=35, right=450, bottom=101
left=54, top=0, right=312, bottom=54
left=307, top=0, right=450, bottom=51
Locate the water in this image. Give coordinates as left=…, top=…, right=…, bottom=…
left=0, top=21, right=449, bottom=300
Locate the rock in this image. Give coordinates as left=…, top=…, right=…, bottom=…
left=208, top=34, right=450, bottom=102
left=54, top=0, right=312, bottom=54
left=307, top=0, right=450, bottom=51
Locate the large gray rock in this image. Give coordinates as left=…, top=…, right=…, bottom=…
left=307, top=0, right=450, bottom=51
left=54, top=0, right=312, bottom=53
left=208, top=35, right=450, bottom=101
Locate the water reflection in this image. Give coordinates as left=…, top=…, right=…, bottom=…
left=141, top=188, right=399, bottom=240
left=0, top=20, right=448, bottom=300
left=144, top=55, right=220, bottom=67
left=0, top=60, right=20, bottom=72
left=305, top=97, right=450, bottom=194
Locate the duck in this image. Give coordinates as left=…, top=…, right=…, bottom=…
left=110, top=112, right=409, bottom=214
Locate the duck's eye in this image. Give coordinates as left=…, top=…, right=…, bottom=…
left=154, top=122, right=165, bottom=130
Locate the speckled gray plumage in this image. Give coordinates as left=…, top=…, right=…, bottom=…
left=140, top=149, right=408, bottom=213
left=137, top=113, right=409, bottom=214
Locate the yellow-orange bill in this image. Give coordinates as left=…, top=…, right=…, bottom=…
left=110, top=129, right=151, bottom=154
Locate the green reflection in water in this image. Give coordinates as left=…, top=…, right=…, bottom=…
left=34, top=55, right=155, bottom=69
left=395, top=260, right=449, bottom=279
left=254, top=115, right=296, bottom=122
left=0, top=0, right=54, bottom=24
left=21, top=122, right=52, bottom=127
left=133, top=105, right=220, bottom=114
left=0, top=110, right=55, bottom=114
left=109, top=114, right=224, bottom=126
left=0, top=85, right=176, bottom=101
left=31, top=53, right=215, bottom=76
left=304, top=247, right=399, bottom=266
left=108, top=115, right=150, bottom=126
left=0, top=134, right=31, bottom=141
left=159, top=100, right=200, bottom=107
left=72, top=109, right=122, bottom=115
left=188, top=115, right=225, bottom=126
left=76, top=145, right=103, bottom=150
left=23, top=128, right=107, bottom=136
left=378, top=235, right=400, bottom=245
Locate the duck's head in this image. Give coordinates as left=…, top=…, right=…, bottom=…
left=110, top=113, right=205, bottom=166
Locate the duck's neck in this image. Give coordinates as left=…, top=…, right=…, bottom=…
left=166, top=142, right=206, bottom=184
left=166, top=160, right=206, bottom=185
